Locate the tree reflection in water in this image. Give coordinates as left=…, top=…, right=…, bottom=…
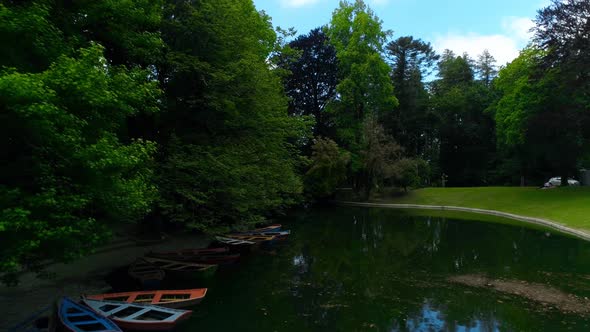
left=179, top=207, right=590, bottom=332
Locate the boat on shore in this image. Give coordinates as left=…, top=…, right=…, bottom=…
left=147, top=250, right=240, bottom=265
left=58, top=297, right=121, bottom=332
left=142, top=257, right=218, bottom=279
left=86, top=289, right=207, bottom=309
left=82, top=298, right=191, bottom=331
left=238, top=224, right=282, bottom=234
left=213, top=236, right=257, bottom=253
left=230, top=230, right=290, bottom=239
left=224, top=234, right=278, bottom=243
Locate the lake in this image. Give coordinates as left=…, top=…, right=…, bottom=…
left=178, top=207, right=590, bottom=331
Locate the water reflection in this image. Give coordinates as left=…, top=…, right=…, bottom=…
left=180, top=207, right=590, bottom=331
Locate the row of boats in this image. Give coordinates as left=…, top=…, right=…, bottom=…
left=23, top=224, right=291, bottom=332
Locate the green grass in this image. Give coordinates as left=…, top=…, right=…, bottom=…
left=380, top=186, right=590, bottom=232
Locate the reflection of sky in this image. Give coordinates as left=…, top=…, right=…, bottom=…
left=403, top=301, right=501, bottom=332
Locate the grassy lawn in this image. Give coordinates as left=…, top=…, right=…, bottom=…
left=380, top=187, right=590, bottom=232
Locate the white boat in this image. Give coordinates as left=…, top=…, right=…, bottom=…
left=82, top=298, right=192, bottom=331
left=214, top=236, right=256, bottom=245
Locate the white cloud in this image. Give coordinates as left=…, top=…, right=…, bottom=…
left=280, top=0, right=320, bottom=8
left=433, top=33, right=520, bottom=66
left=433, top=16, right=535, bottom=66
left=502, top=16, right=535, bottom=41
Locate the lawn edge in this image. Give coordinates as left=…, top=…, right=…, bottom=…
left=335, top=201, right=590, bottom=242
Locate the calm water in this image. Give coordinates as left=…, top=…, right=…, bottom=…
left=178, top=207, right=590, bottom=331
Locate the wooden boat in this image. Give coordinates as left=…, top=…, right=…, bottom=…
left=238, top=224, right=282, bottom=234
left=58, top=297, right=121, bottom=332
left=214, top=236, right=256, bottom=246
left=147, top=249, right=240, bottom=265
left=213, top=236, right=257, bottom=253
left=150, top=247, right=229, bottom=256
left=231, top=230, right=290, bottom=238
left=224, top=234, right=278, bottom=242
left=86, top=289, right=207, bottom=309
left=82, top=298, right=191, bottom=331
left=128, top=258, right=165, bottom=288
left=142, top=257, right=218, bottom=279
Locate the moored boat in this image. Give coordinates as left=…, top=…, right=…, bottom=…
left=86, top=289, right=207, bottom=309
left=230, top=230, right=290, bottom=238
left=224, top=234, right=278, bottom=243
left=214, top=236, right=256, bottom=246
left=128, top=258, right=165, bottom=288
left=82, top=298, right=191, bottom=331
left=238, top=224, right=282, bottom=234
left=58, top=297, right=121, bottom=332
left=147, top=250, right=240, bottom=265
left=142, top=257, right=218, bottom=279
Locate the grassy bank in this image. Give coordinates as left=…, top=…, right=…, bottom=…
left=378, top=187, right=590, bottom=232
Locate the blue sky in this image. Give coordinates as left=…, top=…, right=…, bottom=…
left=253, top=0, right=551, bottom=66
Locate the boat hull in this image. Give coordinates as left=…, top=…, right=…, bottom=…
left=82, top=299, right=192, bottom=332
left=86, top=289, right=207, bottom=309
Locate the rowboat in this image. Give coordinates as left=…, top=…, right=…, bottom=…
left=238, top=224, right=282, bottom=233
left=231, top=230, right=290, bottom=238
left=150, top=247, right=229, bottom=256
left=224, top=234, right=278, bottom=242
left=86, top=289, right=207, bottom=309
left=82, top=298, right=191, bottom=331
left=142, top=257, right=218, bottom=279
left=58, top=297, right=121, bottom=332
left=147, top=250, right=240, bottom=265
left=128, top=258, right=165, bottom=288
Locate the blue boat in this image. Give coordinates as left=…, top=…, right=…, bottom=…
left=58, top=297, right=121, bottom=332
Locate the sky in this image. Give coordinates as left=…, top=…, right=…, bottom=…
left=253, top=0, right=552, bottom=66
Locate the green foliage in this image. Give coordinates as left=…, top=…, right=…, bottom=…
left=278, top=28, right=339, bottom=139
left=0, top=45, right=160, bottom=282
left=304, top=138, right=350, bottom=199
left=326, top=0, right=398, bottom=171
left=392, top=158, right=430, bottom=191
left=385, top=36, right=438, bottom=156
left=0, top=2, right=67, bottom=71
left=157, top=0, right=312, bottom=231
left=493, top=48, right=544, bottom=148
left=430, top=51, right=497, bottom=186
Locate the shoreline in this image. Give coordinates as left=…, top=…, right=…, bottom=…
left=335, top=201, right=590, bottom=242
left=0, top=233, right=209, bottom=331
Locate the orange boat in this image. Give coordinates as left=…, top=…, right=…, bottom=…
left=86, top=289, right=207, bottom=309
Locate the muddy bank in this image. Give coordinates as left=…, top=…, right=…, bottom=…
left=449, top=274, right=590, bottom=316
left=0, top=233, right=209, bottom=331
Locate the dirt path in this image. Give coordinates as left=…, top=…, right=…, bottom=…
left=0, top=233, right=209, bottom=331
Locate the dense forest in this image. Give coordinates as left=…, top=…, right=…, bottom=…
left=1, top=0, right=588, bottom=283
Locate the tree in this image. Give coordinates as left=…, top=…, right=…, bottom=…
left=430, top=51, right=496, bottom=186
left=360, top=115, right=403, bottom=197
left=475, top=50, right=498, bottom=86
left=325, top=0, right=398, bottom=192
left=532, top=0, right=590, bottom=185
left=304, top=138, right=350, bottom=199
left=0, top=45, right=160, bottom=283
left=279, top=28, right=338, bottom=139
left=493, top=47, right=585, bottom=185
left=385, top=36, right=438, bottom=156
left=157, top=0, right=311, bottom=231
